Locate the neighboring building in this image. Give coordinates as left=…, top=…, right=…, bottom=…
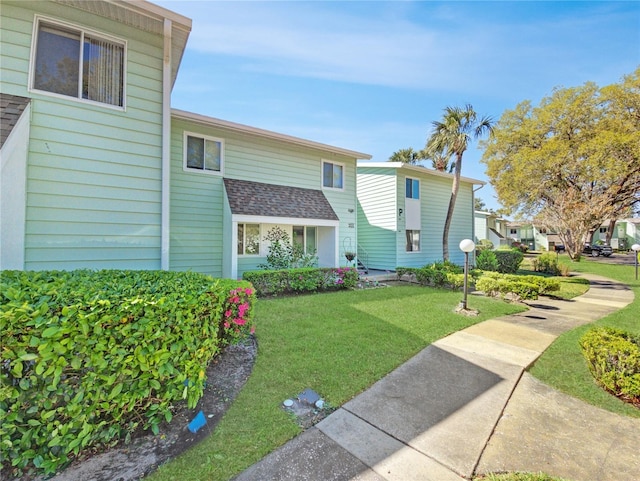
left=474, top=210, right=509, bottom=248
left=591, top=218, right=640, bottom=250
left=0, top=0, right=370, bottom=277
left=356, top=162, right=483, bottom=270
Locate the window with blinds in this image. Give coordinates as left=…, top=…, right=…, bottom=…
left=32, top=18, right=125, bottom=108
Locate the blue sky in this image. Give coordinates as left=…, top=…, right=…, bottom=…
left=157, top=0, right=639, bottom=212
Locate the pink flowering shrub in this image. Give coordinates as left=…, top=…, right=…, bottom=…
left=220, top=282, right=256, bottom=344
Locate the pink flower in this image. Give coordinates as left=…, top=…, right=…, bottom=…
left=223, top=322, right=230, bottom=329
left=238, top=302, right=250, bottom=317
left=225, top=310, right=232, bottom=318
left=250, top=326, right=256, bottom=334
left=244, top=288, right=253, bottom=295
left=233, top=318, right=246, bottom=326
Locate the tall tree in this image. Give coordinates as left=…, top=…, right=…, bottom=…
left=388, top=147, right=426, bottom=165
left=425, top=104, right=494, bottom=260
left=481, top=69, right=640, bottom=260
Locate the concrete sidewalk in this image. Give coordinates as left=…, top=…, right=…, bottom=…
left=234, top=274, right=639, bottom=481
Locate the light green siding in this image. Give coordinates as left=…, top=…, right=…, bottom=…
left=170, top=116, right=359, bottom=278
left=169, top=119, right=224, bottom=276
left=357, top=164, right=476, bottom=269
left=223, top=129, right=359, bottom=264
left=1, top=1, right=166, bottom=270
left=356, top=168, right=397, bottom=271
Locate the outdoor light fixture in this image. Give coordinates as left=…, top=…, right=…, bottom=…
left=459, top=239, right=476, bottom=310
left=632, top=243, right=640, bottom=280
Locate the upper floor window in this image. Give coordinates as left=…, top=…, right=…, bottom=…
left=184, top=133, right=223, bottom=174
left=31, top=18, right=125, bottom=108
left=406, top=178, right=419, bottom=199
left=510, top=228, right=517, bottom=235
left=322, top=161, right=343, bottom=189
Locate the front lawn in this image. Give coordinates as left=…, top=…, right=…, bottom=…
left=529, top=257, right=640, bottom=418
left=149, top=285, right=526, bottom=481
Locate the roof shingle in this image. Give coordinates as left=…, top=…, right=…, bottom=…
left=224, top=178, right=339, bottom=221
left=0, top=93, right=31, bottom=149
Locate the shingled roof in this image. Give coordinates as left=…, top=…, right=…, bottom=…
left=0, top=94, right=30, bottom=149
left=224, top=178, right=339, bottom=221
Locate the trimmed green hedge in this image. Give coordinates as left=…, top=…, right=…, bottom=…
left=243, top=267, right=358, bottom=297
left=580, top=327, right=640, bottom=405
left=475, top=271, right=560, bottom=300
left=0, top=270, right=254, bottom=477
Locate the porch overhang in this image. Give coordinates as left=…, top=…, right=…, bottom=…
left=224, top=178, right=339, bottom=221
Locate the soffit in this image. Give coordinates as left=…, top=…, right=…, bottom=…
left=51, top=0, right=191, bottom=87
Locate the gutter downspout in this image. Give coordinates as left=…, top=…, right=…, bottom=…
left=161, top=18, right=172, bottom=270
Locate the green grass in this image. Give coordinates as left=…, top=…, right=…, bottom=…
left=529, top=256, right=640, bottom=418
left=148, top=285, right=526, bottom=481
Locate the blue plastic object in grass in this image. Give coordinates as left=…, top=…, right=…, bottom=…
left=188, top=410, right=207, bottom=433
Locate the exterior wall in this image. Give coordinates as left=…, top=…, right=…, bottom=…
left=169, top=118, right=224, bottom=276
left=170, top=116, right=358, bottom=278
left=0, top=102, right=30, bottom=270
left=1, top=1, right=166, bottom=270
left=223, top=127, right=358, bottom=265
left=356, top=167, right=397, bottom=271
left=358, top=165, right=477, bottom=269
left=474, top=213, right=488, bottom=243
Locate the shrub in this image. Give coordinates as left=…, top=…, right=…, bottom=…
left=531, top=252, right=562, bottom=275
left=475, top=272, right=560, bottom=301
left=243, top=267, right=358, bottom=297
left=259, top=227, right=318, bottom=270
left=0, top=270, right=253, bottom=477
left=494, top=249, right=524, bottom=274
left=397, top=261, right=463, bottom=289
left=580, top=327, right=640, bottom=404
left=476, top=250, right=499, bottom=272
left=476, top=239, right=494, bottom=251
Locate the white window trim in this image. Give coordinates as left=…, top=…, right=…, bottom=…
left=321, top=159, right=345, bottom=191
left=182, top=131, right=225, bottom=176
left=28, top=15, right=127, bottom=111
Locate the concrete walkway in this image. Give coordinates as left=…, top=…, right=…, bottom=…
left=233, top=274, right=639, bottom=481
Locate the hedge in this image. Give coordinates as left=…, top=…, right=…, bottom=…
left=475, top=271, right=560, bottom=301
left=242, top=267, right=358, bottom=297
left=580, top=327, right=640, bottom=405
left=0, top=270, right=254, bottom=477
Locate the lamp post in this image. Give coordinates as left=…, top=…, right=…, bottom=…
left=459, top=239, right=476, bottom=310
left=632, top=244, right=640, bottom=280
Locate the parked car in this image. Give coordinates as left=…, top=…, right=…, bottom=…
left=583, top=243, right=613, bottom=257
left=554, top=244, right=565, bottom=252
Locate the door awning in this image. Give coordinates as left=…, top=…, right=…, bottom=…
left=223, top=178, right=339, bottom=221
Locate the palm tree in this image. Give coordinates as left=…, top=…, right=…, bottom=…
left=388, top=147, right=426, bottom=165
left=426, top=148, right=453, bottom=172
left=425, top=104, right=494, bottom=260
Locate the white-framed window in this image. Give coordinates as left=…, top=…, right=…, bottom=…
left=406, top=177, right=419, bottom=199
left=30, top=17, right=126, bottom=108
left=406, top=230, right=420, bottom=252
left=237, top=224, right=260, bottom=255
left=510, top=228, right=517, bottom=235
left=322, top=160, right=344, bottom=189
left=184, top=132, right=223, bottom=174
left=293, top=226, right=317, bottom=254
left=599, top=227, right=607, bottom=234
